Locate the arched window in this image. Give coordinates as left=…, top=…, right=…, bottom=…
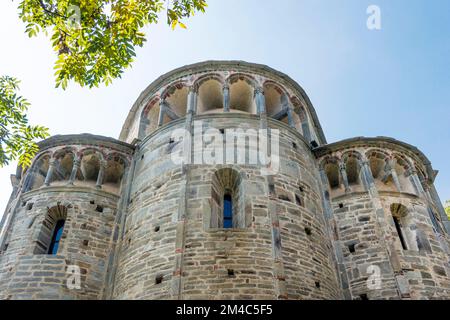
left=264, top=82, right=284, bottom=116
left=164, top=83, right=188, bottom=118
left=103, top=155, right=126, bottom=193
left=197, top=78, right=224, bottom=114
left=223, top=193, right=233, bottom=228
left=48, top=219, right=65, bottom=254
left=323, top=159, right=340, bottom=190
left=35, top=205, right=68, bottom=254
left=390, top=203, right=417, bottom=251
left=229, top=76, right=256, bottom=114
left=49, top=149, right=75, bottom=186
left=139, top=98, right=160, bottom=139
left=210, top=168, right=246, bottom=229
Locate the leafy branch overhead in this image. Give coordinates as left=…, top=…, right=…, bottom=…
left=18, top=0, right=207, bottom=89
left=0, top=76, right=49, bottom=168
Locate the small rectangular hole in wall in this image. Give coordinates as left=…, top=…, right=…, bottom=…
left=227, top=269, right=235, bottom=277
left=3, top=243, right=9, bottom=252
left=219, top=129, right=225, bottom=135
left=26, top=203, right=33, bottom=211
left=83, top=240, right=89, bottom=247
left=22, top=201, right=27, bottom=207
left=155, top=274, right=163, bottom=284
left=95, top=205, right=104, bottom=213
left=339, top=203, right=344, bottom=209
left=359, top=294, right=369, bottom=300
left=90, top=200, right=95, bottom=205
left=295, top=194, right=304, bottom=207
left=315, top=281, right=320, bottom=288
left=268, top=183, right=275, bottom=195
left=305, top=227, right=312, bottom=236
left=292, top=142, right=297, bottom=150
left=154, top=226, right=160, bottom=232
left=348, top=244, right=356, bottom=253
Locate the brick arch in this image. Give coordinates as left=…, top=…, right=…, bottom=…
left=341, top=151, right=363, bottom=186
left=139, top=96, right=160, bottom=139
left=23, top=152, right=53, bottom=192
left=195, top=74, right=225, bottom=113
left=365, top=148, right=391, bottom=162
left=319, top=155, right=340, bottom=170
left=160, top=81, right=189, bottom=100
left=194, top=73, right=225, bottom=88
left=391, top=152, right=413, bottom=171
left=78, top=148, right=105, bottom=161
left=263, top=80, right=287, bottom=95
left=263, top=80, right=289, bottom=117
left=226, top=73, right=257, bottom=87
left=160, top=81, right=189, bottom=119
left=341, top=150, right=363, bottom=162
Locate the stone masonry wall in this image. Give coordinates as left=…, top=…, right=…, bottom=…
left=0, top=188, right=119, bottom=299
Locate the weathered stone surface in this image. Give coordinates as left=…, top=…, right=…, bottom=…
left=0, top=61, right=449, bottom=300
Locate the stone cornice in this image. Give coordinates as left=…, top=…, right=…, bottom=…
left=21, top=185, right=121, bottom=201
left=37, top=134, right=135, bottom=154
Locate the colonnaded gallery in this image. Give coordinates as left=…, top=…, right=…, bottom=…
left=0, top=61, right=449, bottom=300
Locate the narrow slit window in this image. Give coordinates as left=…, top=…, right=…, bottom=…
left=48, top=219, right=65, bottom=255
left=223, top=193, right=233, bottom=229
left=393, top=216, right=407, bottom=250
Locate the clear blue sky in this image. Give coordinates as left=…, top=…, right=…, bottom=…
left=1, top=0, right=449, bottom=217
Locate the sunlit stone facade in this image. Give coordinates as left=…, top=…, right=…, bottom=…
left=0, top=61, right=449, bottom=300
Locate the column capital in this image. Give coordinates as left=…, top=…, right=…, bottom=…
left=254, top=86, right=264, bottom=96
left=160, top=99, right=168, bottom=107
left=73, top=158, right=81, bottom=167
left=189, top=84, right=198, bottom=94
left=404, top=167, right=417, bottom=177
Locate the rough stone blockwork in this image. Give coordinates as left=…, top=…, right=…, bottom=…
left=0, top=61, right=449, bottom=300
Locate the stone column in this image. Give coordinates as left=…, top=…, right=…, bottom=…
left=158, top=99, right=168, bottom=126
left=406, top=169, right=424, bottom=195
left=223, top=84, right=230, bottom=113
left=255, top=87, right=266, bottom=115
left=96, top=160, right=107, bottom=189
left=281, top=94, right=295, bottom=128
left=68, top=156, right=80, bottom=185
left=187, top=86, right=197, bottom=115
left=44, top=159, right=56, bottom=186
left=339, top=162, right=351, bottom=193
left=297, top=105, right=312, bottom=142
left=386, top=160, right=402, bottom=192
